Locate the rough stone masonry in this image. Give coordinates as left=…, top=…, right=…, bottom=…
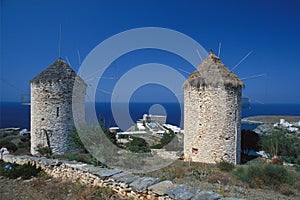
left=30, top=58, right=86, bottom=155
left=183, top=52, right=244, bottom=164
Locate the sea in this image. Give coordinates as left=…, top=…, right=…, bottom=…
left=0, top=102, right=300, bottom=131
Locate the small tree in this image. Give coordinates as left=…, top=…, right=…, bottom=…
left=260, top=130, right=300, bottom=164
left=260, top=131, right=281, bottom=158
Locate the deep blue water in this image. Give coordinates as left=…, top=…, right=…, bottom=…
left=0, top=102, right=31, bottom=129
left=1, top=102, right=299, bottom=130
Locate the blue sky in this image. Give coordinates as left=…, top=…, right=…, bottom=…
left=1, top=0, right=300, bottom=104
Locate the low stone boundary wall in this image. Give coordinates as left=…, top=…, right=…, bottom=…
left=2, top=155, right=243, bottom=200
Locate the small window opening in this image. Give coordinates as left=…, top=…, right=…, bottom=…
left=56, top=107, right=59, bottom=117
left=192, top=148, right=198, bottom=155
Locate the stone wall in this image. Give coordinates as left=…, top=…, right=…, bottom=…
left=2, top=155, right=240, bottom=200
left=184, top=85, right=242, bottom=164
left=30, top=79, right=86, bottom=155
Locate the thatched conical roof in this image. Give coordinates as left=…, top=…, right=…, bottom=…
left=30, top=58, right=86, bottom=85
left=183, top=51, right=244, bottom=89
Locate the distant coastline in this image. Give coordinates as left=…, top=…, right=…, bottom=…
left=242, top=115, right=300, bottom=124
left=1, top=102, right=300, bottom=129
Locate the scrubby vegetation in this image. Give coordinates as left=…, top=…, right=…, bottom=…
left=0, top=129, right=30, bottom=154
left=0, top=140, right=18, bottom=152
left=233, top=160, right=294, bottom=188
left=0, top=160, right=44, bottom=180
left=126, top=137, right=151, bottom=153
left=1, top=121, right=299, bottom=198
left=144, top=159, right=299, bottom=197
left=260, top=130, right=300, bottom=165
left=99, top=117, right=117, bottom=145
left=1, top=175, right=122, bottom=200
left=68, top=126, right=86, bottom=151
left=36, top=145, right=52, bottom=158
left=216, top=160, right=235, bottom=172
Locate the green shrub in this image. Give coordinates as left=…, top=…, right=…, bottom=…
left=18, top=141, right=30, bottom=149
left=0, top=140, right=18, bottom=152
left=264, top=163, right=291, bottom=186
left=150, top=143, right=164, bottom=149
left=216, top=160, right=235, bottom=172
left=68, top=127, right=85, bottom=150
left=233, top=166, right=250, bottom=182
left=20, top=135, right=30, bottom=142
left=129, top=145, right=150, bottom=153
left=127, top=137, right=150, bottom=153
left=294, top=164, right=300, bottom=172
left=233, top=161, right=294, bottom=188
left=67, top=153, right=89, bottom=163
left=160, top=132, right=175, bottom=146
left=0, top=160, right=44, bottom=180
left=36, top=145, right=52, bottom=158
left=99, top=117, right=117, bottom=145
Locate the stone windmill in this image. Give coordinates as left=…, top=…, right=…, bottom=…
left=30, top=58, right=86, bottom=155
left=183, top=51, right=244, bottom=164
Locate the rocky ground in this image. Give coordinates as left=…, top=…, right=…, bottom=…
left=0, top=166, right=298, bottom=200
left=0, top=175, right=123, bottom=200
left=142, top=160, right=299, bottom=200
left=0, top=127, right=299, bottom=200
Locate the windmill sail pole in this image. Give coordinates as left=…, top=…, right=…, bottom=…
left=241, top=74, right=266, bottom=80
left=218, top=42, right=221, bottom=57
left=231, top=50, right=253, bottom=71
left=58, top=24, right=62, bottom=58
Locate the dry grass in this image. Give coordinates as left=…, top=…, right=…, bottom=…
left=0, top=175, right=122, bottom=200
left=142, top=159, right=300, bottom=199
left=73, top=185, right=116, bottom=200
left=278, top=184, right=296, bottom=196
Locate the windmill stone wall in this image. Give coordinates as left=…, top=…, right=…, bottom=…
left=30, top=58, right=86, bottom=155
left=183, top=52, right=243, bottom=164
